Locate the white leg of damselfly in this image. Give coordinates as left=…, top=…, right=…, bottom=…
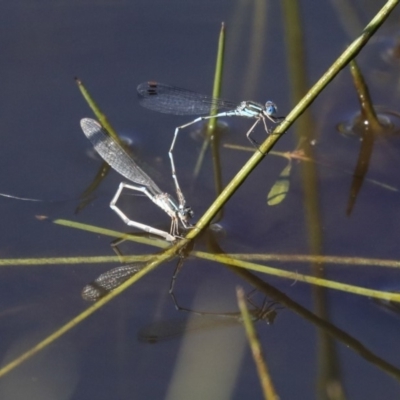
left=109, top=182, right=176, bottom=241
left=169, top=116, right=203, bottom=205
left=244, top=117, right=263, bottom=144
left=168, top=112, right=233, bottom=204
left=169, top=111, right=275, bottom=191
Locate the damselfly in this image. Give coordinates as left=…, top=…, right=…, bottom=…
left=137, top=81, right=281, bottom=197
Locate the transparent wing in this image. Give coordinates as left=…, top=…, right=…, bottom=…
left=82, top=264, right=144, bottom=302
left=80, top=118, right=162, bottom=194
left=137, top=81, right=238, bottom=115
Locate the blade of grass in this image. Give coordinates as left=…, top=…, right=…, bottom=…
left=3, top=248, right=400, bottom=270
left=207, top=22, right=225, bottom=132
left=193, top=22, right=226, bottom=196
left=349, top=59, right=383, bottom=131
left=54, top=219, right=169, bottom=248
left=75, top=77, right=121, bottom=143
left=196, top=252, right=400, bottom=303
left=54, top=219, right=400, bottom=301
left=223, top=253, right=400, bottom=269
left=0, top=255, right=151, bottom=266
left=237, top=286, right=279, bottom=400
left=193, top=21, right=225, bottom=152
left=3, top=250, right=400, bottom=271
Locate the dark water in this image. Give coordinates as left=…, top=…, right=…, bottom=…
left=1, top=1, right=400, bottom=399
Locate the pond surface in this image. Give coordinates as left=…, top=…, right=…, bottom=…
left=1, top=1, right=400, bottom=399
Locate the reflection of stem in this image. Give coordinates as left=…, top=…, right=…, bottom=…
left=282, top=1, right=342, bottom=396
left=192, top=128, right=209, bottom=179
left=224, top=143, right=399, bottom=192
left=346, top=129, right=375, bottom=215
left=210, top=130, right=224, bottom=222
left=75, top=161, right=111, bottom=214
left=330, top=0, right=364, bottom=39
left=240, top=0, right=268, bottom=99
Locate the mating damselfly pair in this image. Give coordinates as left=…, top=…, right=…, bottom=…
left=80, top=82, right=282, bottom=241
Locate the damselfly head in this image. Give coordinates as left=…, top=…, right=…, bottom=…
left=178, top=205, right=194, bottom=227
left=264, top=101, right=277, bottom=117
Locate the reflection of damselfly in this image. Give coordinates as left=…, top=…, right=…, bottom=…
left=81, top=257, right=187, bottom=302
left=137, top=82, right=282, bottom=192
left=81, top=262, right=280, bottom=343
left=80, top=118, right=193, bottom=241
left=82, top=264, right=143, bottom=302
left=138, top=298, right=280, bottom=343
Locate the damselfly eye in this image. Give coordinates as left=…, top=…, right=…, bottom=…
left=183, top=207, right=194, bottom=219
left=265, top=101, right=277, bottom=116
